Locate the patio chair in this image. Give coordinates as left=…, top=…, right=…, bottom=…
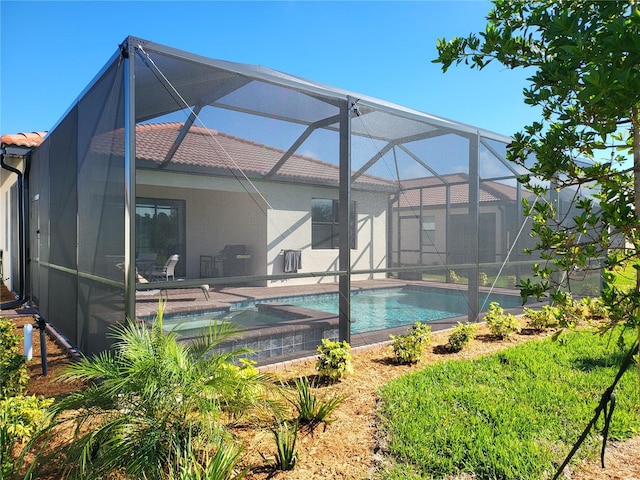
left=149, top=254, right=179, bottom=281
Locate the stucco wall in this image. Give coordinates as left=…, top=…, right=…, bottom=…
left=137, top=171, right=267, bottom=280
left=0, top=157, right=23, bottom=293
left=264, top=183, right=388, bottom=286
left=137, top=170, right=388, bottom=286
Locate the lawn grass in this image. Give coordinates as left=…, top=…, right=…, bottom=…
left=609, top=262, right=636, bottom=292
left=378, top=327, right=640, bottom=479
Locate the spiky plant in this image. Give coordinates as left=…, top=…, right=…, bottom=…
left=166, top=428, right=247, bottom=480
left=287, top=376, right=346, bottom=431
left=43, top=301, right=270, bottom=480
left=270, top=421, right=298, bottom=471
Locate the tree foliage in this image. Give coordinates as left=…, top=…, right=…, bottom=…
left=435, top=0, right=640, bottom=329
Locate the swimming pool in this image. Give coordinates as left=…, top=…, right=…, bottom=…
left=264, top=287, right=520, bottom=333
left=161, top=286, right=521, bottom=337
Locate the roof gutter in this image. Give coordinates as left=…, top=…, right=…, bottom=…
left=0, top=147, right=29, bottom=310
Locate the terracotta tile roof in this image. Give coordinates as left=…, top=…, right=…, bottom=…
left=1, top=131, right=47, bottom=148
left=395, top=173, right=527, bottom=208
left=91, top=123, right=394, bottom=189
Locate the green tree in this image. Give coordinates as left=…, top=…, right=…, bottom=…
left=435, top=1, right=640, bottom=337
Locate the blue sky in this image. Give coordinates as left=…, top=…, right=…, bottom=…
left=1, top=1, right=540, bottom=138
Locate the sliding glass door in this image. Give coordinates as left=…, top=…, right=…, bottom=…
left=136, top=198, right=186, bottom=278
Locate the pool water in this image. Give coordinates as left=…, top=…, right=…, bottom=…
left=162, top=287, right=520, bottom=336
left=262, top=288, right=520, bottom=334
left=162, top=309, right=280, bottom=336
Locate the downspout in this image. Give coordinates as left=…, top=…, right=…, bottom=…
left=0, top=149, right=29, bottom=309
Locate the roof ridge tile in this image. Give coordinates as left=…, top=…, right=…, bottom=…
left=1, top=131, right=47, bottom=148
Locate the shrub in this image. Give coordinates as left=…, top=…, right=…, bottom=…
left=315, top=339, right=353, bottom=381
left=506, top=275, right=517, bottom=288
left=390, top=322, right=432, bottom=364
left=575, top=296, right=609, bottom=320
left=0, top=317, right=28, bottom=398
left=447, top=322, right=477, bottom=352
left=449, top=270, right=460, bottom=284
left=0, top=395, right=53, bottom=478
left=287, top=376, right=345, bottom=430
left=479, top=272, right=489, bottom=287
left=214, top=358, right=271, bottom=419
left=484, top=302, right=521, bottom=339
left=555, top=293, right=583, bottom=328
left=524, top=305, right=562, bottom=331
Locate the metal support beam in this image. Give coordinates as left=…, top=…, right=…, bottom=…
left=445, top=183, right=452, bottom=283
left=392, top=149, right=402, bottom=269
left=338, top=98, right=352, bottom=343
left=468, top=132, right=480, bottom=322
left=265, top=114, right=341, bottom=179
left=351, top=127, right=458, bottom=183
left=124, top=41, right=137, bottom=321
left=515, top=182, right=523, bottom=284
left=480, top=137, right=521, bottom=176
left=351, top=141, right=394, bottom=182
left=160, top=104, right=203, bottom=168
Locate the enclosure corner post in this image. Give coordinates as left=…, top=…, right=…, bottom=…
left=338, top=97, right=352, bottom=343
left=123, top=39, right=137, bottom=320
left=468, top=131, right=480, bottom=322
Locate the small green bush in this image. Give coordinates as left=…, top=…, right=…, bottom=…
left=555, top=293, right=583, bottom=328
left=390, top=322, right=432, bottom=364
left=0, top=317, right=29, bottom=398
left=506, top=275, right=517, bottom=288
left=479, top=272, right=489, bottom=287
left=484, top=302, right=521, bottom=339
left=524, top=305, right=562, bottom=331
left=524, top=293, right=602, bottom=333
left=447, top=322, right=477, bottom=352
left=449, top=270, right=460, bottom=284
left=575, top=296, right=609, bottom=320
left=215, top=358, right=267, bottom=419
left=315, top=339, right=353, bottom=381
left=0, top=395, right=53, bottom=478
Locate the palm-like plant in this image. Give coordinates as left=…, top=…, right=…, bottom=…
left=45, top=302, right=270, bottom=479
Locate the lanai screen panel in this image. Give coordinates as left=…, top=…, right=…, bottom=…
left=125, top=37, right=552, bottom=362
left=19, top=36, right=597, bottom=360
left=131, top=39, right=348, bottom=293
left=77, top=59, right=126, bottom=354
left=350, top=100, right=539, bottom=320
left=28, top=56, right=126, bottom=356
